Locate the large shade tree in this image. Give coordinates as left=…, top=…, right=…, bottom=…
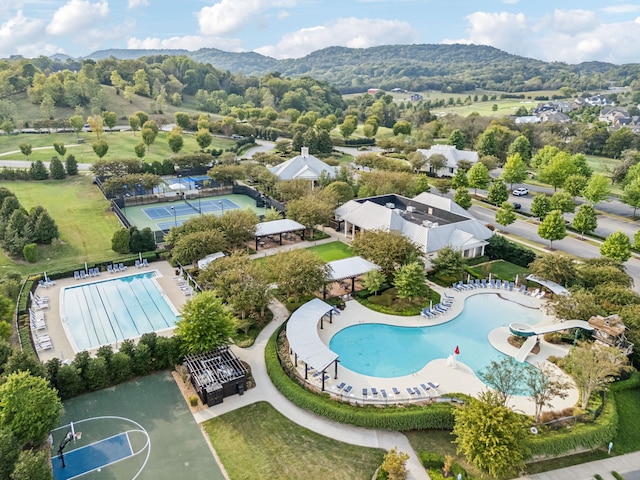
left=351, top=230, right=420, bottom=281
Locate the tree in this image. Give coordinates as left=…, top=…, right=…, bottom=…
left=393, top=262, right=428, bottom=301
left=339, top=115, right=358, bottom=138
left=175, top=112, right=191, bottom=130
left=9, top=449, right=52, bottom=480
left=272, top=249, right=329, bottom=302
left=451, top=169, right=468, bottom=190
left=134, top=142, right=146, bottom=159
left=286, top=195, right=333, bottom=237
left=133, top=69, right=151, bottom=96
left=431, top=246, right=466, bottom=278
left=622, top=178, right=640, bottom=216
left=549, top=191, right=575, bottom=214
left=392, top=120, right=412, bottom=136
left=600, top=231, right=632, bottom=263
left=29, top=160, right=48, bottom=180
left=128, top=115, right=140, bottom=136
left=141, top=127, right=157, bottom=151
left=172, top=230, right=227, bottom=265
left=381, top=447, right=410, bottom=480
left=507, top=135, right=532, bottom=164
left=582, top=173, right=610, bottom=205
left=565, top=342, right=631, bottom=409
left=572, top=204, right=598, bottom=239
left=495, top=201, right=516, bottom=232
left=111, top=228, right=131, bottom=254
left=218, top=209, right=258, bottom=248
left=31, top=209, right=58, bottom=244
left=448, top=129, right=466, bottom=149
left=92, top=139, right=109, bottom=159
left=427, top=153, right=447, bottom=175
left=0, top=427, right=19, bottom=479
left=362, top=269, right=385, bottom=296
left=0, top=371, right=62, bottom=448
left=324, top=181, right=355, bottom=205
left=407, top=151, right=427, bottom=173
left=175, top=291, right=236, bottom=354
left=479, top=357, right=522, bottom=406
left=453, top=390, right=528, bottom=478
left=102, top=111, right=117, bottom=132
left=65, top=154, right=78, bottom=176
left=487, top=179, right=508, bottom=206
left=49, top=156, right=65, bottom=180
left=453, top=187, right=472, bottom=210
left=467, top=162, right=490, bottom=195
left=524, top=363, right=570, bottom=423
left=530, top=193, right=551, bottom=220
left=87, top=114, right=104, bottom=139
left=52, top=142, right=66, bottom=157
left=538, top=210, right=566, bottom=248
left=69, top=114, right=84, bottom=140
left=167, top=127, right=184, bottom=154
left=539, top=152, right=577, bottom=191
left=351, top=230, right=420, bottom=281
left=195, top=128, right=212, bottom=150
left=501, top=153, right=528, bottom=190
left=18, top=143, right=31, bottom=160
left=563, top=174, right=588, bottom=198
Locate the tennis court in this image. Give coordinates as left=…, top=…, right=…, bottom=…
left=164, top=175, right=213, bottom=190
left=143, top=198, right=240, bottom=220
left=52, top=372, right=224, bottom=480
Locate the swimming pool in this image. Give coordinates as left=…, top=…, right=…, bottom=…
left=61, top=271, right=179, bottom=352
left=329, top=293, right=542, bottom=378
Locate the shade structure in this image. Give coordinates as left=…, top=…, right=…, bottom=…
left=255, top=218, right=305, bottom=237
left=326, top=256, right=380, bottom=282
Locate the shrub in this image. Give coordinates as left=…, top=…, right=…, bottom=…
left=111, top=228, right=131, bottom=254
left=189, top=395, right=199, bottom=406
left=109, top=352, right=132, bottom=384
left=22, top=243, right=37, bottom=263
left=485, top=235, right=537, bottom=267
left=419, top=451, right=444, bottom=469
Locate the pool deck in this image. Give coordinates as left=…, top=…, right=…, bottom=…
left=33, top=261, right=190, bottom=363
left=305, top=286, right=578, bottom=416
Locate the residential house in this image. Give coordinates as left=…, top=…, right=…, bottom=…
left=515, top=116, right=541, bottom=125
left=334, top=192, right=493, bottom=259
left=598, top=106, right=632, bottom=126
left=269, top=147, right=339, bottom=183
left=417, top=144, right=478, bottom=177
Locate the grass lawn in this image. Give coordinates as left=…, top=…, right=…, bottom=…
left=0, top=175, right=121, bottom=276
left=523, top=450, right=610, bottom=475
left=306, top=241, right=354, bottom=262
left=613, top=388, right=640, bottom=453
left=202, top=401, right=385, bottom=480
left=469, top=260, right=529, bottom=282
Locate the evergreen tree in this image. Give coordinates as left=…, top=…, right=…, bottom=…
left=65, top=154, right=78, bottom=176
left=32, top=210, right=58, bottom=244
left=49, top=156, right=66, bottom=180
left=487, top=179, right=508, bottom=205
left=29, top=160, right=48, bottom=180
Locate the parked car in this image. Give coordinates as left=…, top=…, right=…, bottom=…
left=513, top=187, right=529, bottom=196
left=512, top=202, right=522, bottom=210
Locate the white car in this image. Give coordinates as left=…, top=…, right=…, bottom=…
left=513, top=187, right=529, bottom=196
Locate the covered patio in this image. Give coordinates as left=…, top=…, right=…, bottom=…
left=525, top=274, right=569, bottom=296
left=324, top=256, right=380, bottom=299
left=254, top=218, right=305, bottom=251
left=286, top=298, right=340, bottom=391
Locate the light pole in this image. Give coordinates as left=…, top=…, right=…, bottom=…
left=197, top=186, right=202, bottom=215
left=171, top=206, right=177, bottom=227
left=218, top=200, right=224, bottom=216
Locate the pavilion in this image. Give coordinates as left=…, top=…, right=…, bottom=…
left=254, top=218, right=305, bottom=251
left=324, top=256, right=380, bottom=298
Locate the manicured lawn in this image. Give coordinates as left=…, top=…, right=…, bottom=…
left=306, top=241, right=354, bottom=262
left=469, top=260, right=529, bottom=282
left=202, top=401, right=385, bottom=480
left=0, top=175, right=122, bottom=276
left=523, top=450, right=610, bottom=475
left=613, top=388, right=640, bottom=453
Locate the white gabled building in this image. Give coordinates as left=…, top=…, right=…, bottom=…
left=335, top=192, right=492, bottom=258
left=269, top=147, right=339, bottom=182
left=417, top=144, right=479, bottom=177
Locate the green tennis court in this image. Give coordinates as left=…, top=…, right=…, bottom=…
left=53, top=372, right=224, bottom=480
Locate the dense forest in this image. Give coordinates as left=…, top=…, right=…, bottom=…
left=55, top=44, right=640, bottom=93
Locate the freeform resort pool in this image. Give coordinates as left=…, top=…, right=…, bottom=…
left=329, top=293, right=542, bottom=378
left=61, top=271, right=179, bottom=352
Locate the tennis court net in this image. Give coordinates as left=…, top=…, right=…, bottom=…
left=183, top=197, right=201, bottom=214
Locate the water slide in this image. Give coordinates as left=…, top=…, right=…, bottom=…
left=509, top=320, right=594, bottom=362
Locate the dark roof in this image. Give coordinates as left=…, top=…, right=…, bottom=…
left=184, top=346, right=248, bottom=390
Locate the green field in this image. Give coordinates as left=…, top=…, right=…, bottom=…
left=0, top=175, right=121, bottom=276
left=306, top=241, right=354, bottom=262
left=203, top=401, right=385, bottom=480
left=613, top=388, right=640, bottom=453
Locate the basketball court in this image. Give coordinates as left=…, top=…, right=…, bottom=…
left=51, top=372, right=224, bottom=480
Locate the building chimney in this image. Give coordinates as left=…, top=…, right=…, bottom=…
left=301, top=146, right=309, bottom=158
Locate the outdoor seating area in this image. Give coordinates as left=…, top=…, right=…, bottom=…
left=421, top=292, right=455, bottom=318
left=328, top=378, right=442, bottom=404
left=27, top=293, right=53, bottom=351
left=451, top=278, right=546, bottom=298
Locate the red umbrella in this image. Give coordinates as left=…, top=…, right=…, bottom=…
left=454, top=345, right=460, bottom=355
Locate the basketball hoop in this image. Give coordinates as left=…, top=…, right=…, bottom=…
left=75, top=431, right=82, bottom=441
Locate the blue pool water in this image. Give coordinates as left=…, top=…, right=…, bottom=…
left=329, top=293, right=542, bottom=378
left=62, top=272, right=179, bottom=351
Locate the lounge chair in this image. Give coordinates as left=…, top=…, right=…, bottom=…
left=32, top=300, right=48, bottom=310
left=452, top=282, right=461, bottom=292
left=536, top=291, right=546, bottom=299
left=509, top=282, right=514, bottom=291
left=457, top=281, right=466, bottom=290
left=406, top=387, right=415, bottom=395
left=421, top=308, right=434, bottom=318
left=107, top=264, right=114, bottom=274
left=392, top=387, right=401, bottom=395
left=134, top=259, right=141, bottom=268
left=38, top=280, right=49, bottom=289
left=427, top=381, right=440, bottom=392
left=119, top=263, right=127, bottom=271
left=443, top=292, right=454, bottom=300
left=332, top=306, right=341, bottom=315
left=413, top=387, right=421, bottom=395
left=420, top=383, right=431, bottom=393
left=518, top=284, right=526, bottom=293
left=344, top=385, right=353, bottom=394
left=371, top=387, right=378, bottom=395
left=74, top=270, right=81, bottom=280
left=473, top=279, right=480, bottom=288
left=481, top=279, right=487, bottom=288
left=362, top=388, right=368, bottom=397
left=30, top=318, right=46, bottom=331
left=381, top=389, right=388, bottom=398
left=80, top=270, right=86, bottom=279
left=335, top=382, right=346, bottom=391
left=35, top=339, right=52, bottom=351
left=30, top=308, right=45, bottom=319
left=530, top=288, right=540, bottom=297
left=113, top=264, right=121, bottom=272
left=142, top=258, right=149, bottom=267
left=44, top=276, right=55, bottom=286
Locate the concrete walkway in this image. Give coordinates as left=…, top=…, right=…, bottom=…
left=193, top=299, right=430, bottom=480
left=520, top=451, right=640, bottom=480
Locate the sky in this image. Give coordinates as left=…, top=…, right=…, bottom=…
left=2, top=0, right=640, bottom=64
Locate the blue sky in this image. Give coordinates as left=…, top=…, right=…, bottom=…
left=2, top=0, right=640, bottom=64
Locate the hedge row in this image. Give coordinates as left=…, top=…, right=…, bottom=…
left=525, top=390, right=617, bottom=458
left=265, top=327, right=455, bottom=431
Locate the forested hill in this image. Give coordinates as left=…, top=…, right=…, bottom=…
left=81, top=43, right=639, bottom=93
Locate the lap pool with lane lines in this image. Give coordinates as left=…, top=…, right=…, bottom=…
left=61, top=271, right=179, bottom=352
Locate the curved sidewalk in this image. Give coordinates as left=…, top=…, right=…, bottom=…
left=193, top=299, right=430, bottom=480
left=519, top=452, right=640, bottom=480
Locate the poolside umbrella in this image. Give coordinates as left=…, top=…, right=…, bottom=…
left=43, top=271, right=47, bottom=281
left=454, top=345, right=460, bottom=355
left=515, top=274, right=519, bottom=286
left=139, top=251, right=143, bottom=262
left=84, top=262, right=88, bottom=274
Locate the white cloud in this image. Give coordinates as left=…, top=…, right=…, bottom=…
left=277, top=10, right=289, bottom=19
left=128, top=0, right=149, bottom=9
left=502, top=0, right=519, bottom=4
left=255, top=17, right=418, bottom=59
left=127, top=35, right=243, bottom=52
left=46, top=0, right=109, bottom=36
left=540, top=9, right=598, bottom=35
left=0, top=10, right=46, bottom=57
left=198, top=0, right=298, bottom=36
left=602, top=4, right=640, bottom=14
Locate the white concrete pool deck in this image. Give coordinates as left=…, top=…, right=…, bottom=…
left=33, top=261, right=190, bottom=362
left=303, top=286, right=578, bottom=416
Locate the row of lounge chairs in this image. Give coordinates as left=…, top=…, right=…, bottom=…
left=451, top=278, right=547, bottom=298
left=30, top=307, right=47, bottom=331
left=334, top=381, right=440, bottom=399
left=135, top=259, right=149, bottom=268
left=34, top=332, right=53, bottom=351
left=74, top=268, right=101, bottom=280
left=30, top=292, right=48, bottom=310
left=107, top=263, right=128, bottom=273
left=174, top=276, right=195, bottom=296
left=421, top=293, right=454, bottom=318
left=38, top=276, right=55, bottom=288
